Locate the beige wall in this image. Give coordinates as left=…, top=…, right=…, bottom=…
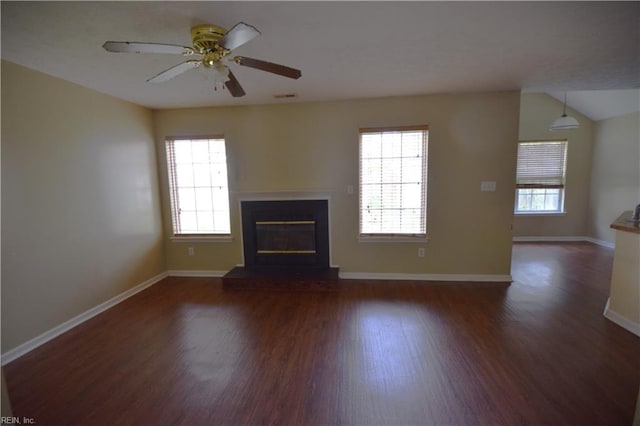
left=588, top=112, right=640, bottom=243
left=515, top=93, right=595, bottom=237
left=153, top=92, right=520, bottom=276
left=1, top=61, right=165, bottom=352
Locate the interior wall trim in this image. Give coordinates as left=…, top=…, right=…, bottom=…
left=339, top=272, right=513, bottom=282
left=603, top=298, right=640, bottom=338
left=1, top=271, right=169, bottom=366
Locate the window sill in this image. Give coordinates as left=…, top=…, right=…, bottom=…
left=359, top=236, right=430, bottom=243
left=514, top=212, right=567, bottom=217
left=171, top=235, right=233, bottom=243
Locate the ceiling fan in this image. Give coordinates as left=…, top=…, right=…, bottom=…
left=102, top=22, right=301, bottom=98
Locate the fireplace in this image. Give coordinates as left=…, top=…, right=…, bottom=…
left=241, top=199, right=330, bottom=270
left=223, top=198, right=338, bottom=290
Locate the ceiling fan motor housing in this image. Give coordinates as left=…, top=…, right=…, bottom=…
left=191, top=24, right=227, bottom=54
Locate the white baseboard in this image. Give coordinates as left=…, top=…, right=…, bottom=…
left=603, top=298, right=640, bottom=337
left=584, top=237, right=615, bottom=249
left=339, top=272, right=512, bottom=282
left=169, top=269, right=510, bottom=283
left=167, top=270, right=227, bottom=277
left=513, top=236, right=615, bottom=249
left=513, top=236, right=587, bottom=242
left=1, top=271, right=168, bottom=366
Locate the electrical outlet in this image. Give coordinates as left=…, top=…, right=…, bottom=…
left=188, top=247, right=195, bottom=257
left=418, top=247, right=425, bottom=257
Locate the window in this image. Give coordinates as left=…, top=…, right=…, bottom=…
left=359, top=126, right=428, bottom=238
left=515, top=140, right=567, bottom=214
left=165, top=137, right=231, bottom=235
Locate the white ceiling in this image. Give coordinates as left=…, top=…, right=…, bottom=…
left=547, top=89, right=639, bottom=121
left=2, top=1, right=639, bottom=113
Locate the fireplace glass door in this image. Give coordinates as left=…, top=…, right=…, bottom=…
left=256, top=221, right=316, bottom=254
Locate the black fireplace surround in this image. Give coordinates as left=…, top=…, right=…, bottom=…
left=241, top=200, right=330, bottom=270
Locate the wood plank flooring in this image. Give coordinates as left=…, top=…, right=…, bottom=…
left=4, top=243, right=640, bottom=425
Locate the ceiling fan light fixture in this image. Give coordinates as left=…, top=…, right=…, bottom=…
left=213, top=62, right=229, bottom=79
left=199, top=60, right=230, bottom=91
left=210, top=62, right=230, bottom=91
left=550, top=92, right=579, bottom=131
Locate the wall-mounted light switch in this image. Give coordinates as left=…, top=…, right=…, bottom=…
left=188, top=247, right=195, bottom=256
left=480, top=181, right=497, bottom=192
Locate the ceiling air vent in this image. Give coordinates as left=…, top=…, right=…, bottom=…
left=273, top=93, right=297, bottom=99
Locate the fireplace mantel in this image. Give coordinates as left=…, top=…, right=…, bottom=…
left=233, top=189, right=334, bottom=202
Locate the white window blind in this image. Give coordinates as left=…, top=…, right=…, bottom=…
left=516, top=141, right=567, bottom=189
left=359, top=126, right=428, bottom=237
left=515, top=140, right=567, bottom=213
left=166, top=137, right=231, bottom=235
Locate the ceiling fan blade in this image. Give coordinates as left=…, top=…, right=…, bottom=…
left=234, top=56, right=301, bottom=79
left=225, top=70, right=246, bottom=97
left=218, top=22, right=261, bottom=51
left=103, top=41, right=194, bottom=55
left=147, top=60, right=201, bottom=83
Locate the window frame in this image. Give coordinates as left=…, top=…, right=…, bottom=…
left=514, top=139, right=568, bottom=215
left=358, top=125, right=429, bottom=241
left=165, top=136, right=232, bottom=239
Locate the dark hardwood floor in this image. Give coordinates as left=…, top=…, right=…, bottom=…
left=4, top=243, right=639, bottom=425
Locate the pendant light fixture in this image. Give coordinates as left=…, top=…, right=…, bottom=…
left=550, top=92, right=579, bottom=131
